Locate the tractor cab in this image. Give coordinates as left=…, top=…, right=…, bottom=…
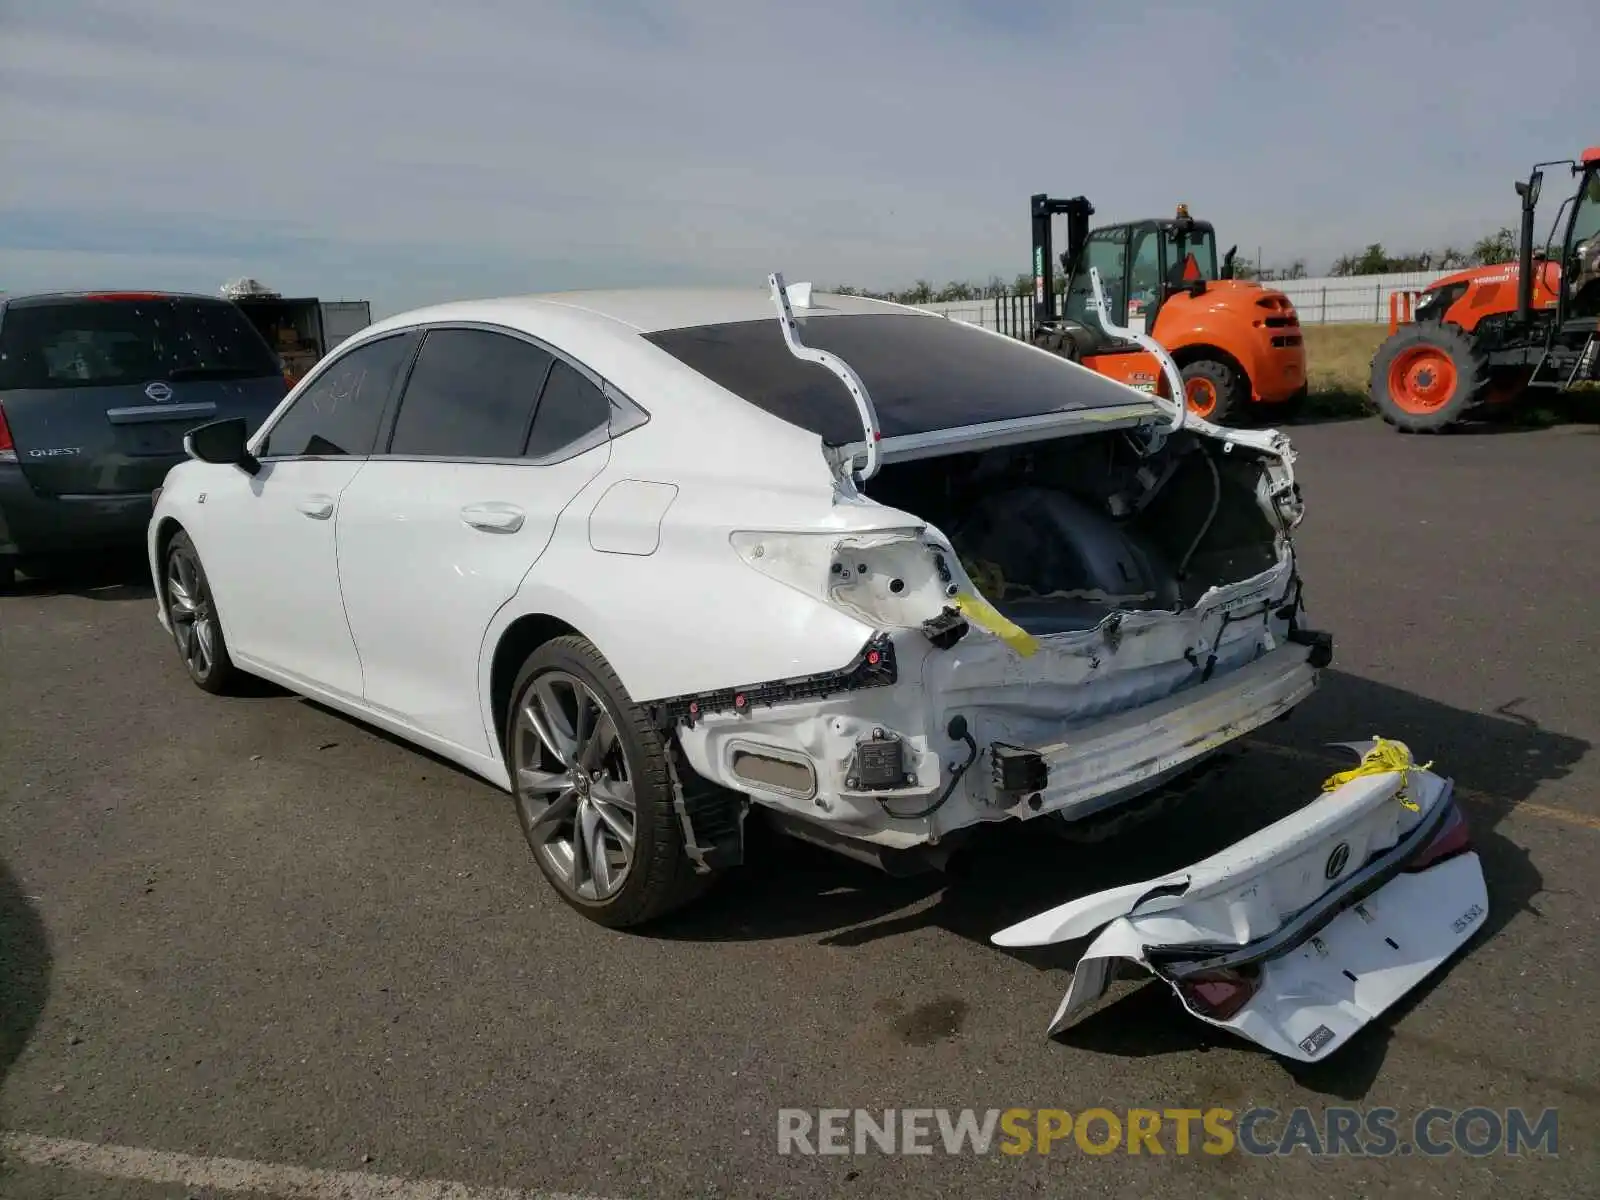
left=1061, top=206, right=1227, bottom=336
left=1561, top=156, right=1600, bottom=322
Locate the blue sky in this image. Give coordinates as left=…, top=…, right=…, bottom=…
left=1, top=0, right=1593, bottom=317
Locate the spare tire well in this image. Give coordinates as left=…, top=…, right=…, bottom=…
left=490, top=614, right=582, bottom=740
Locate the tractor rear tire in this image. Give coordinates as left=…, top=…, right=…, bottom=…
left=1369, top=322, right=1489, bottom=433
left=1180, top=358, right=1248, bottom=424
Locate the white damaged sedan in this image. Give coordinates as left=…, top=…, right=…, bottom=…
left=147, top=277, right=1487, bottom=1061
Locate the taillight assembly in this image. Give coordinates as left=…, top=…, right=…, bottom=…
left=1177, top=965, right=1261, bottom=1020
left=1403, top=800, right=1472, bottom=873
left=729, top=528, right=957, bottom=629
left=0, top=401, right=16, bottom=463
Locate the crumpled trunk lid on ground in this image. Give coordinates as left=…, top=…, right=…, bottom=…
left=992, top=743, right=1488, bottom=1061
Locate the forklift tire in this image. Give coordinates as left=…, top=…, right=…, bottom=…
left=1180, top=358, right=1246, bottom=423
left=1369, top=322, right=1489, bottom=433
left=1032, top=329, right=1079, bottom=362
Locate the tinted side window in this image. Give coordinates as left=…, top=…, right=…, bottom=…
left=261, top=333, right=414, bottom=458
left=387, top=328, right=554, bottom=458
left=526, top=360, right=611, bottom=459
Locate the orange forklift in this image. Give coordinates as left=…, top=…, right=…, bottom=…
left=1028, top=194, right=1309, bottom=423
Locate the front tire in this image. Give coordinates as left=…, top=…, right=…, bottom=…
left=1369, top=321, right=1489, bottom=432
left=163, top=530, right=241, bottom=695
left=504, top=635, right=714, bottom=928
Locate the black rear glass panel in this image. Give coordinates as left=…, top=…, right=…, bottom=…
left=645, top=313, right=1149, bottom=444
left=0, top=296, right=282, bottom=391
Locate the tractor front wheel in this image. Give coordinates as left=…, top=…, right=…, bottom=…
left=1369, top=322, right=1489, bottom=433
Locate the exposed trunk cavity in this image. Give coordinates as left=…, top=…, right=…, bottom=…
left=864, top=428, right=1286, bottom=635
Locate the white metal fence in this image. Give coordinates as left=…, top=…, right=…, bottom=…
left=912, top=268, right=1460, bottom=329
left=1270, top=270, right=1456, bottom=324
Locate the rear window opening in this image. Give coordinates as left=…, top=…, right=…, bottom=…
left=0, top=295, right=282, bottom=391
left=644, top=312, right=1151, bottom=445
left=864, top=428, right=1284, bottom=634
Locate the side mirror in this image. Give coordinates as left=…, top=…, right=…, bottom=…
left=185, top=416, right=261, bottom=475
left=1517, top=170, right=1543, bottom=209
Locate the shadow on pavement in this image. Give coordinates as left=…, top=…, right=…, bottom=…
left=0, top=858, right=51, bottom=1092
left=647, top=668, right=1582, bottom=1094
left=4, top=550, right=155, bottom=602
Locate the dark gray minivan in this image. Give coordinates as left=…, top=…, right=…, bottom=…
left=0, top=290, right=289, bottom=586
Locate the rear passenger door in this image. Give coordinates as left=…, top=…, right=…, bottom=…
left=334, top=325, right=616, bottom=757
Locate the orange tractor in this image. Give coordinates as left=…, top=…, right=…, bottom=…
left=1027, top=194, right=1309, bottom=423
left=1371, top=147, right=1600, bottom=431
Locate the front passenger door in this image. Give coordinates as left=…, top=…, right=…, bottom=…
left=198, top=331, right=417, bottom=698
left=334, top=326, right=615, bottom=756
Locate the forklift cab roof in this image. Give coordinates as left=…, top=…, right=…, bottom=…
left=1113, top=215, right=1217, bottom=236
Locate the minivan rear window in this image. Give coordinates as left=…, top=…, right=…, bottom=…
left=0, top=295, right=283, bottom=391
left=644, top=312, right=1152, bottom=445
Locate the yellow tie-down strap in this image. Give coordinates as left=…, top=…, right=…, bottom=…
left=952, top=591, right=1040, bottom=658
left=1321, top=736, right=1433, bottom=812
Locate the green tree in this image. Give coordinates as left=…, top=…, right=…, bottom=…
left=1471, top=227, right=1517, bottom=265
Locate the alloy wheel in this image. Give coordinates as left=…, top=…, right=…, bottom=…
left=512, top=669, right=638, bottom=901
left=166, top=547, right=217, bottom=679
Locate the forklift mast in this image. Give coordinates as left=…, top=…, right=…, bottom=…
left=1030, top=193, right=1094, bottom=328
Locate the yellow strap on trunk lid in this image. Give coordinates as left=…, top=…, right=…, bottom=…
left=1321, top=736, right=1432, bottom=812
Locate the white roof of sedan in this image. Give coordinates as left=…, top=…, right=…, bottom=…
left=366, top=287, right=927, bottom=338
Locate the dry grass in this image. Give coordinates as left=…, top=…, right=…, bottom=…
left=1299, top=322, right=1387, bottom=417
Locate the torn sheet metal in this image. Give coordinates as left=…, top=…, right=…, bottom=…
left=993, top=743, right=1489, bottom=1062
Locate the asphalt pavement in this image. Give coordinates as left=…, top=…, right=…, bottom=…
left=2, top=416, right=1597, bottom=1199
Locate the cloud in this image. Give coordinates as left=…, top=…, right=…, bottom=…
left=1, top=0, right=1594, bottom=315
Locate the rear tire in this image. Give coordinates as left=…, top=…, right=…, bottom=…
left=1180, top=358, right=1247, bottom=423
left=1369, top=322, right=1489, bottom=433
left=504, top=634, right=716, bottom=929
left=162, top=531, right=242, bottom=695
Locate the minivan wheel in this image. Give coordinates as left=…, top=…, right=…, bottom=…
left=505, top=635, right=714, bottom=928
left=163, top=530, right=240, bottom=695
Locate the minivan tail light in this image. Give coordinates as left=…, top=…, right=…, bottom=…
left=0, top=401, right=16, bottom=462
left=81, top=291, right=167, bottom=302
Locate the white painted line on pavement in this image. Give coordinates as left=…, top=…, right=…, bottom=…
left=0, top=1132, right=623, bottom=1200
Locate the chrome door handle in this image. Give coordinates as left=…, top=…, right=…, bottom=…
left=460, top=502, right=525, bottom=533
left=298, top=494, right=335, bottom=520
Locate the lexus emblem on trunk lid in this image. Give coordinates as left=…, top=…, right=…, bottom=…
left=145, top=381, right=174, bottom=402
left=1325, top=842, right=1351, bottom=880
